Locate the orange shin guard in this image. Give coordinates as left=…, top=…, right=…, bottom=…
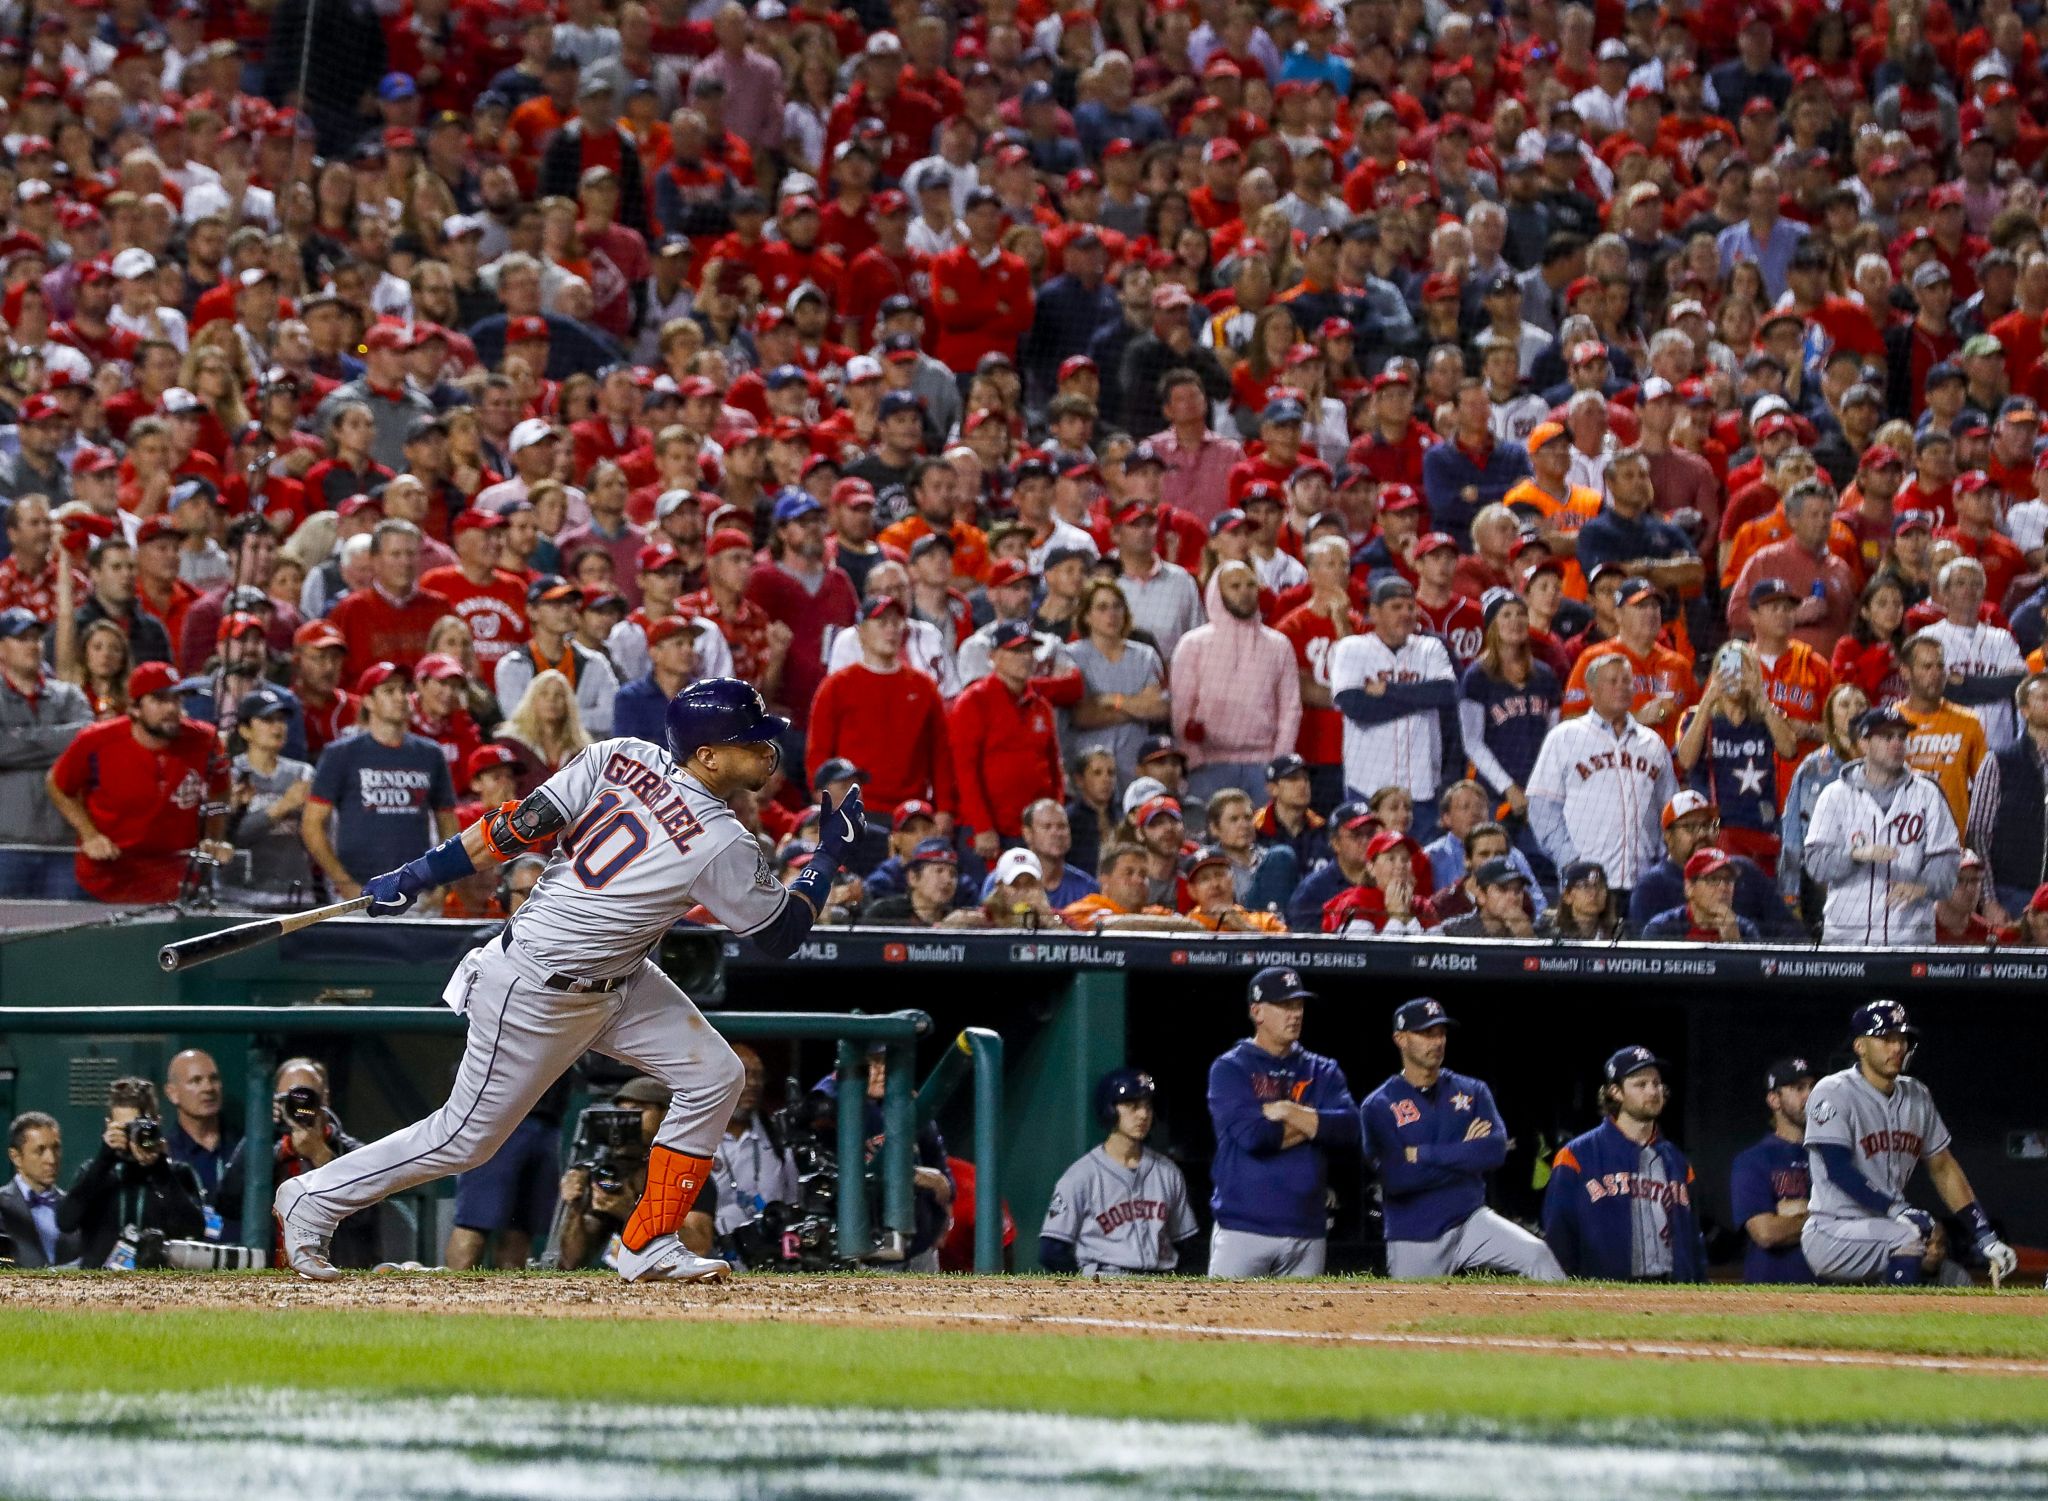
left=620, top=1146, right=714, bottom=1253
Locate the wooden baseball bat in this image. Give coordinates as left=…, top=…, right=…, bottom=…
left=157, top=896, right=377, bottom=973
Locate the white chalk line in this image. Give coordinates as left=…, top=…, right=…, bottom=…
left=704, top=1299, right=2048, bottom=1377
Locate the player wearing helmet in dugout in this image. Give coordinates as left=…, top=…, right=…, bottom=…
left=1039, top=1068, right=1199, bottom=1276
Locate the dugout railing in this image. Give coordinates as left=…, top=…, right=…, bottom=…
left=0, top=1005, right=1021, bottom=1273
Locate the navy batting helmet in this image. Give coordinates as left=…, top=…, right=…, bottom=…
left=1095, top=1067, right=1156, bottom=1128
left=1850, top=999, right=1918, bottom=1040
left=665, top=676, right=790, bottom=760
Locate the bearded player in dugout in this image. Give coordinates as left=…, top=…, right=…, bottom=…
left=272, top=678, right=867, bottom=1285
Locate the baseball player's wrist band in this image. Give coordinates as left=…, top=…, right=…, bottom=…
left=1960, top=1200, right=1995, bottom=1243
left=398, top=834, right=476, bottom=893
left=789, top=860, right=839, bottom=910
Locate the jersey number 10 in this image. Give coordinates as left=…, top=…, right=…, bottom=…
left=565, top=790, right=649, bottom=888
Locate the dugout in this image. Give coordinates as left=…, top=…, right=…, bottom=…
left=1, top=905, right=2042, bottom=1272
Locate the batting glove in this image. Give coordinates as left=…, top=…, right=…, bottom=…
left=361, top=868, right=419, bottom=916
left=815, top=784, right=868, bottom=868
left=1895, top=1207, right=1935, bottom=1249
left=1979, top=1235, right=2018, bottom=1282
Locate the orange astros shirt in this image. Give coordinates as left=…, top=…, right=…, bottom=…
left=1562, top=639, right=1697, bottom=747
left=1900, top=700, right=1988, bottom=833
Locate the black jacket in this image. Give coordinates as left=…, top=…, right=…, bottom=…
left=56, top=1145, right=206, bottom=1268
left=539, top=120, right=650, bottom=235
left=0, top=1179, right=80, bottom=1267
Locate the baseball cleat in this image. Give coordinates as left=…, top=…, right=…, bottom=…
left=273, top=1178, right=341, bottom=1282
left=615, top=1234, right=731, bottom=1284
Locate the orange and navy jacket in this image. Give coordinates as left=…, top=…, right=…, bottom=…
left=1539, top=1118, right=1707, bottom=1282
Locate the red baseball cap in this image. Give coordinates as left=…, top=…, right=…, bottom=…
left=363, top=322, right=410, bottom=352
left=127, top=661, right=181, bottom=700
left=892, top=798, right=938, bottom=830
left=452, top=508, right=504, bottom=535
left=69, top=445, right=117, bottom=475
left=356, top=661, right=411, bottom=695
left=1412, top=531, right=1458, bottom=559
left=1379, top=483, right=1424, bottom=513
left=646, top=616, right=696, bottom=647
left=410, top=652, right=464, bottom=682
left=707, top=528, right=754, bottom=558
left=505, top=314, right=550, bottom=343
left=215, top=611, right=268, bottom=643
left=637, top=540, right=684, bottom=573
left=1684, top=848, right=1734, bottom=881
left=985, top=558, right=1030, bottom=587
left=465, top=743, right=524, bottom=781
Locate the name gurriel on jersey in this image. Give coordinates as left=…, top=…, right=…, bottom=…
left=599, top=751, right=706, bottom=849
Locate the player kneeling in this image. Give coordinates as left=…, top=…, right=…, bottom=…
left=1363, top=998, right=1562, bottom=1281
left=1039, top=1070, right=1199, bottom=1276
left=1801, top=1001, right=2017, bottom=1287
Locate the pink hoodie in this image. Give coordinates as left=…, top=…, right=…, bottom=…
left=1167, top=562, right=1302, bottom=770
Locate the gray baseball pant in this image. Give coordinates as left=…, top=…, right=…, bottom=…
left=282, top=937, right=745, bottom=1239
left=1385, top=1207, right=1566, bottom=1280
left=1207, top=1227, right=1326, bottom=1278
left=1801, top=1211, right=1925, bottom=1283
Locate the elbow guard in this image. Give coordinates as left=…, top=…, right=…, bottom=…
left=480, top=792, right=567, bottom=861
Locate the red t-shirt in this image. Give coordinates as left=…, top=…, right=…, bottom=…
left=417, top=565, right=531, bottom=668
left=49, top=715, right=228, bottom=902
left=1274, top=603, right=1360, bottom=768
left=300, top=689, right=358, bottom=762
left=325, top=584, right=456, bottom=684
left=410, top=702, right=484, bottom=795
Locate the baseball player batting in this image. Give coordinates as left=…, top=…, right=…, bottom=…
left=273, top=678, right=868, bottom=1284
left=1802, top=1000, right=2017, bottom=1286
left=1038, top=1069, right=1200, bottom=1276
left=1362, top=997, right=1563, bottom=1281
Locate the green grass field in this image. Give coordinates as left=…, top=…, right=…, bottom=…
left=9, top=1279, right=2048, bottom=1431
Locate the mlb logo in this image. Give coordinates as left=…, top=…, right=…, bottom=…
left=883, top=943, right=907, bottom=963
left=1760, top=959, right=1779, bottom=977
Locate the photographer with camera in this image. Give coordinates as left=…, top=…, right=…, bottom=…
left=56, top=1078, right=205, bottom=1269
left=711, top=1044, right=798, bottom=1262
left=807, top=1043, right=953, bottom=1272
left=556, top=1077, right=718, bottom=1272
left=219, top=1058, right=376, bottom=1269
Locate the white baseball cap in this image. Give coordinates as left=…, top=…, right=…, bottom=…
left=1640, top=376, right=1674, bottom=402
left=509, top=417, right=558, bottom=453
left=1661, top=789, right=1714, bottom=829
left=845, top=355, right=882, bottom=384
left=111, top=247, right=156, bottom=281
left=1121, top=775, right=1168, bottom=818
left=994, top=848, right=1044, bottom=886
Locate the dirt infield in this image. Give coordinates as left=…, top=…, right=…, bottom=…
left=7, top=1274, right=2046, bottom=1375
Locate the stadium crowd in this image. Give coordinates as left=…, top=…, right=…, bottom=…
left=5, top=0, right=2048, bottom=945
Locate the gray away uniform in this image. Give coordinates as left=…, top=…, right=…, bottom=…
left=1801, top=1065, right=1951, bottom=1281
left=1040, top=1145, right=1199, bottom=1275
